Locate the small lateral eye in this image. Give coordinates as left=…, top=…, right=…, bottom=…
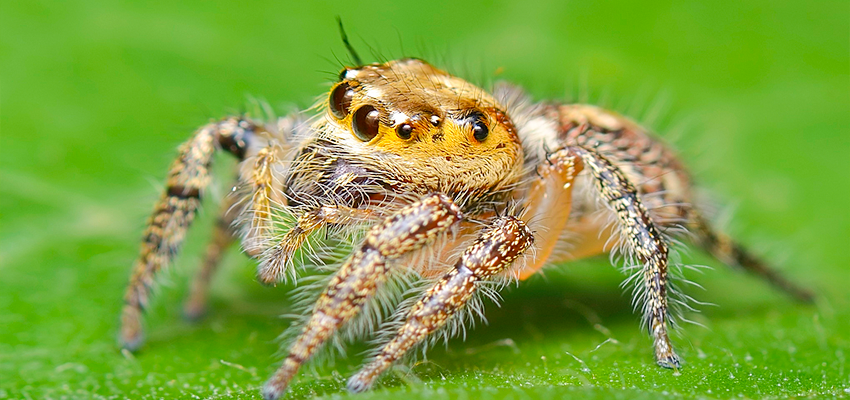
left=396, top=123, right=414, bottom=140
left=329, top=83, right=354, bottom=119
left=352, top=105, right=381, bottom=142
left=470, top=117, right=489, bottom=142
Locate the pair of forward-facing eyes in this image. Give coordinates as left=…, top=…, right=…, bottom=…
left=329, top=82, right=490, bottom=143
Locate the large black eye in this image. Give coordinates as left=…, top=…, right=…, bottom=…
left=352, top=105, right=381, bottom=141
left=396, top=123, right=414, bottom=140
left=329, top=83, right=354, bottom=119
left=469, top=114, right=489, bottom=142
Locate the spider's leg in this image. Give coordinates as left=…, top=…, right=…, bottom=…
left=570, top=145, right=680, bottom=369
left=347, top=215, right=534, bottom=392
left=119, top=118, right=258, bottom=351
left=261, top=193, right=463, bottom=400
left=690, top=212, right=814, bottom=302
left=183, top=195, right=239, bottom=320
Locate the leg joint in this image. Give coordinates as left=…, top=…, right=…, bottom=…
left=216, top=117, right=259, bottom=160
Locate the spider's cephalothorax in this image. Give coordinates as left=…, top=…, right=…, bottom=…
left=119, top=58, right=813, bottom=399
left=285, top=59, right=524, bottom=214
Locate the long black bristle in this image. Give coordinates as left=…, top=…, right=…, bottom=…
left=336, top=17, right=362, bottom=66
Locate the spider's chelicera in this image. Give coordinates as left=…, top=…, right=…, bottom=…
left=119, top=58, right=813, bottom=399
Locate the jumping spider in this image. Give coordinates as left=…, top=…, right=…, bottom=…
left=119, top=57, right=813, bottom=399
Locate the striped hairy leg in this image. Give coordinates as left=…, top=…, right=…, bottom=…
left=119, top=118, right=258, bottom=350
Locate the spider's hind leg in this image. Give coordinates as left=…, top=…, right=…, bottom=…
left=689, top=212, right=814, bottom=303
left=183, top=195, right=239, bottom=321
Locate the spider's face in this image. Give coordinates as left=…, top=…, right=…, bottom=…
left=320, top=58, right=524, bottom=199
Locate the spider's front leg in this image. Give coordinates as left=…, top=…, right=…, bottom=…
left=119, top=118, right=258, bottom=350
left=262, top=193, right=463, bottom=399
left=571, top=145, right=680, bottom=368
left=347, top=215, right=534, bottom=392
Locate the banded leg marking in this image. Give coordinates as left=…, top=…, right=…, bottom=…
left=569, top=145, right=680, bottom=368
left=261, top=194, right=463, bottom=399
left=119, top=118, right=255, bottom=350
left=347, top=216, right=534, bottom=392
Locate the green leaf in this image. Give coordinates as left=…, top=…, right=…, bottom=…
left=2, top=0, right=847, bottom=399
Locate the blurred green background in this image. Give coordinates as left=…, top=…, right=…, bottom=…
left=1, top=0, right=848, bottom=399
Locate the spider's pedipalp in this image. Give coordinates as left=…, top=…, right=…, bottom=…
left=262, top=193, right=463, bottom=400
left=257, top=209, right=324, bottom=284
left=514, top=147, right=583, bottom=279
left=120, top=117, right=259, bottom=351
left=348, top=215, right=534, bottom=392
left=241, top=144, right=280, bottom=258
left=256, top=204, right=375, bottom=285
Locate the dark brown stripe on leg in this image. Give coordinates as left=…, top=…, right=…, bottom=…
left=348, top=216, right=533, bottom=392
